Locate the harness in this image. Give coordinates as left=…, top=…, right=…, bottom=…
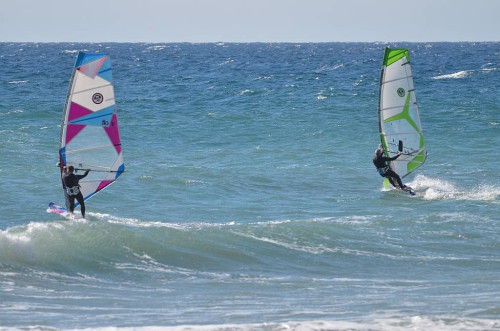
left=66, top=186, right=80, bottom=196
left=377, top=167, right=389, bottom=177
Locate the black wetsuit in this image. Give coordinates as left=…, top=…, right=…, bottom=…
left=372, top=153, right=405, bottom=188
left=63, top=170, right=89, bottom=217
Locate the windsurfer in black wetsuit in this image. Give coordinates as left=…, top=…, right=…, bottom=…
left=62, top=165, right=90, bottom=218
left=372, top=148, right=407, bottom=189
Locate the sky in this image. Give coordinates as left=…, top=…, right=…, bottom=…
left=1, top=0, right=499, bottom=42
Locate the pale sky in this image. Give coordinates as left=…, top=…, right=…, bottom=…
left=1, top=0, right=499, bottom=42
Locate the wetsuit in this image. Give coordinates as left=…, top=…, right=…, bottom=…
left=372, top=152, right=405, bottom=188
left=63, top=170, right=89, bottom=217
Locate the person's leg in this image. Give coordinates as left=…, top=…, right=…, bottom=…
left=69, top=196, right=76, bottom=213
left=76, top=193, right=85, bottom=218
left=386, top=169, right=405, bottom=188
left=395, top=176, right=405, bottom=188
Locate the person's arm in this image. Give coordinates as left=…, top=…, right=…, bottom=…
left=382, top=152, right=401, bottom=162
left=389, top=152, right=402, bottom=161
left=78, top=169, right=91, bottom=180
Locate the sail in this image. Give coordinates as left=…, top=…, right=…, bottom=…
left=59, top=52, right=124, bottom=207
left=378, top=48, right=426, bottom=179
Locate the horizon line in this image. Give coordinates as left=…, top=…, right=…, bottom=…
left=1, top=40, right=499, bottom=44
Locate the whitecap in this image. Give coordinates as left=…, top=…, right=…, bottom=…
left=145, top=45, right=168, bottom=51
left=0, top=109, right=23, bottom=116
left=239, top=89, right=254, bottom=95
left=219, top=58, right=234, bottom=66
left=55, top=316, right=499, bottom=331
left=432, top=70, right=472, bottom=79
left=409, top=175, right=499, bottom=202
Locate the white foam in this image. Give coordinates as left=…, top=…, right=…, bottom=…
left=41, top=316, right=500, bottom=331
left=409, top=175, right=500, bottom=202
left=90, top=212, right=236, bottom=230
left=239, top=89, right=255, bottom=95
left=0, top=221, right=65, bottom=245
left=7, top=80, right=28, bottom=84
left=145, top=45, right=168, bottom=51
left=432, top=67, right=498, bottom=80
left=432, top=70, right=472, bottom=79
left=0, top=109, right=23, bottom=116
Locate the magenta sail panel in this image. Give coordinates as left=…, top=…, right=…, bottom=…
left=68, top=102, right=93, bottom=122
left=104, top=113, right=122, bottom=154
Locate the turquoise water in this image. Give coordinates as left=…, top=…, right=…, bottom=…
left=0, top=42, right=499, bottom=330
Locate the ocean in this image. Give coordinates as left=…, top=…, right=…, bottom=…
left=0, top=42, right=499, bottom=330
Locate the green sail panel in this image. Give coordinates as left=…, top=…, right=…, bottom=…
left=378, top=47, right=427, bottom=179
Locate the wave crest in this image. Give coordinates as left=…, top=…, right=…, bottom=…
left=410, top=175, right=500, bottom=201
left=432, top=70, right=472, bottom=79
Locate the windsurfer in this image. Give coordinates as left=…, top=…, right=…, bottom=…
left=372, top=148, right=407, bottom=189
left=62, top=165, right=90, bottom=218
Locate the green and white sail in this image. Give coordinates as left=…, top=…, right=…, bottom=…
left=378, top=47, right=427, bottom=179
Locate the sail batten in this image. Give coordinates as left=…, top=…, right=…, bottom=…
left=59, top=52, right=125, bottom=209
left=378, top=47, right=426, bottom=179
left=381, top=76, right=414, bottom=84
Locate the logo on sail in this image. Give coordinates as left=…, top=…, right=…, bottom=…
left=92, top=93, right=104, bottom=104
left=397, top=88, right=405, bottom=97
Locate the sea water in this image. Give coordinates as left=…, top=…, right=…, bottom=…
left=0, top=42, right=499, bottom=330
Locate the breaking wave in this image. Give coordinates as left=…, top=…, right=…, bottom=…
left=432, top=70, right=473, bottom=79
left=432, top=67, right=497, bottom=80
left=409, top=174, right=500, bottom=202
left=2, top=316, right=499, bottom=331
